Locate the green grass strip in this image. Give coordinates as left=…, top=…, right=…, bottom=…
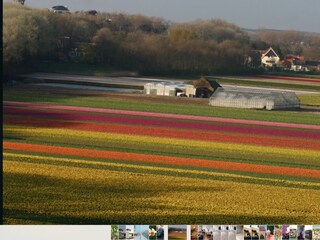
left=4, top=87, right=320, bottom=125
left=211, top=77, right=320, bottom=91
left=299, top=94, right=320, bottom=107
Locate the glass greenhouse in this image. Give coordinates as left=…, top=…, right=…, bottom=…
left=209, top=87, right=300, bottom=110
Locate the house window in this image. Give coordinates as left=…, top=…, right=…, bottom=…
left=265, top=51, right=276, bottom=58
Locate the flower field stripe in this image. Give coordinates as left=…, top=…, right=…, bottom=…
left=254, top=75, right=320, bottom=83
left=5, top=116, right=320, bottom=151
left=4, top=142, right=320, bottom=179
left=4, top=101, right=320, bottom=130
left=5, top=125, right=320, bottom=159
left=5, top=152, right=320, bottom=189
left=5, top=107, right=320, bottom=139
left=6, top=126, right=320, bottom=168
left=5, top=159, right=320, bottom=223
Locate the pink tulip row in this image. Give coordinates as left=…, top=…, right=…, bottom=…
left=5, top=115, right=320, bottom=150
left=4, top=106, right=320, bottom=139
left=255, top=75, right=320, bottom=83
left=4, top=101, right=320, bottom=130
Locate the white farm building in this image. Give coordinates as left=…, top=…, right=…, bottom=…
left=144, top=82, right=196, bottom=97
left=209, top=87, right=300, bottom=110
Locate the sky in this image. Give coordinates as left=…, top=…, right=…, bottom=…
left=4, top=0, right=320, bottom=33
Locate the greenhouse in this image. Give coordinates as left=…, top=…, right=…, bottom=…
left=209, top=87, right=300, bottom=110
left=144, top=82, right=196, bottom=97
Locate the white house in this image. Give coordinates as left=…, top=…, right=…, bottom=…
left=261, top=47, right=281, bottom=68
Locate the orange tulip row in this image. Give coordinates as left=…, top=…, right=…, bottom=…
left=4, top=141, right=320, bottom=179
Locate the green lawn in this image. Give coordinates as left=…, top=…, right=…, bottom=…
left=299, top=94, right=320, bottom=107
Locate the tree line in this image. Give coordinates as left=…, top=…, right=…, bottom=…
left=3, top=3, right=320, bottom=81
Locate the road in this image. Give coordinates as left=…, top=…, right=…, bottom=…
left=19, top=72, right=180, bottom=87
left=222, top=84, right=319, bottom=95
left=207, top=75, right=320, bottom=86
left=31, top=83, right=143, bottom=93
left=19, top=72, right=320, bottom=94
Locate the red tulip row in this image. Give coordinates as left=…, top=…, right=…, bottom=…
left=4, top=106, right=320, bottom=139
left=254, top=75, right=320, bottom=83
left=4, top=115, right=320, bottom=151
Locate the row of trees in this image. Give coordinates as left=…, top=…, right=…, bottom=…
left=3, top=3, right=320, bottom=81
left=253, top=29, right=320, bottom=60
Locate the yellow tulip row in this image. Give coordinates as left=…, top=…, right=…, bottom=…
left=5, top=125, right=320, bottom=159
left=4, top=152, right=320, bottom=188
left=4, top=153, right=320, bottom=223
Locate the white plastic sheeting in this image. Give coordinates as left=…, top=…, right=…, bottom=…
left=144, top=82, right=195, bottom=97
left=209, top=87, right=300, bottom=110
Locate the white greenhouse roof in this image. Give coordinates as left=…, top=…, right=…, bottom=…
left=209, top=87, right=300, bottom=110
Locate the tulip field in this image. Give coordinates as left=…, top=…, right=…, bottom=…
left=3, top=87, right=320, bottom=224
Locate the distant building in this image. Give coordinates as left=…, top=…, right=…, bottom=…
left=13, top=0, right=25, bottom=5
left=86, top=10, right=98, bottom=16
left=144, top=82, right=195, bottom=97
left=261, top=47, right=281, bottom=69
left=191, top=77, right=221, bottom=98
left=282, top=55, right=320, bottom=72
left=49, top=5, right=70, bottom=14
left=305, top=60, right=320, bottom=72
left=209, top=87, right=300, bottom=110
left=282, top=55, right=305, bottom=71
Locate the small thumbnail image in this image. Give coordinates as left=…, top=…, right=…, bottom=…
left=228, top=225, right=238, bottom=240
left=282, top=225, right=290, bottom=240
left=126, top=225, right=135, bottom=240
left=149, top=225, right=157, bottom=240
left=267, top=226, right=275, bottom=240
left=244, top=225, right=252, bottom=240
left=198, top=225, right=214, bottom=240
left=297, top=226, right=305, bottom=240
left=221, top=226, right=229, bottom=240
left=251, top=225, right=259, bottom=240
left=168, top=225, right=187, bottom=240
left=237, top=225, right=244, bottom=240
left=212, top=225, right=222, bottom=240
left=119, top=225, right=127, bottom=240
left=156, top=225, right=165, bottom=240
left=111, top=225, right=119, bottom=240
left=305, top=226, right=313, bottom=240
left=190, top=225, right=198, bottom=240
left=289, top=225, right=298, bottom=240
left=312, top=225, right=320, bottom=240
left=274, top=225, right=282, bottom=240
left=259, top=225, right=267, bottom=240
left=134, top=225, right=149, bottom=240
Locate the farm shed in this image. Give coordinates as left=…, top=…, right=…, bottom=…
left=189, top=77, right=221, bottom=98
left=209, top=87, right=300, bottom=110
left=144, top=82, right=195, bottom=97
